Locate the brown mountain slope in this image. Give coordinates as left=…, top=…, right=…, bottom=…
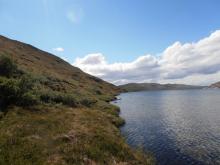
left=0, top=35, right=154, bottom=165
left=0, top=35, right=119, bottom=101
left=210, top=81, right=220, bottom=88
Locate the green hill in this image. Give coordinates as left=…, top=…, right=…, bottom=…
left=0, top=35, right=154, bottom=165
left=119, top=83, right=204, bottom=92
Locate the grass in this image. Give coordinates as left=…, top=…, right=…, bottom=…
left=0, top=106, right=155, bottom=165
left=0, top=39, right=155, bottom=165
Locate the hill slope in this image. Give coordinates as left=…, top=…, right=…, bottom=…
left=210, top=81, right=220, bottom=88
left=0, top=35, right=154, bottom=165
left=119, top=83, right=204, bottom=92
left=0, top=35, right=119, bottom=101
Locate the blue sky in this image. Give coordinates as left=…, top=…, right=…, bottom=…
left=1, top=0, right=220, bottom=85
left=1, top=0, right=220, bottom=62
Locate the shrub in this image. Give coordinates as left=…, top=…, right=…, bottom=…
left=39, top=92, right=52, bottom=103
left=39, top=91, right=77, bottom=107
left=0, top=55, right=18, bottom=77
left=0, top=75, right=38, bottom=108
left=0, top=77, right=19, bottom=107
left=18, top=74, right=36, bottom=93
left=57, top=94, right=77, bottom=107
left=18, top=92, right=38, bottom=106
left=80, top=98, right=97, bottom=107
left=95, top=90, right=102, bottom=95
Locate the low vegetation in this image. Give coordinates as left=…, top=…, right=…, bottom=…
left=0, top=56, right=97, bottom=110
left=0, top=106, right=154, bottom=165
left=0, top=39, right=155, bottom=165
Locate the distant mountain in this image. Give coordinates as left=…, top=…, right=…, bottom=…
left=210, top=81, right=220, bottom=88
left=119, top=83, right=205, bottom=92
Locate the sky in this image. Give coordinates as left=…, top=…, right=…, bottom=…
left=1, top=0, right=220, bottom=85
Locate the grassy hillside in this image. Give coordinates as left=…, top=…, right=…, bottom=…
left=0, top=35, right=154, bottom=165
left=119, top=83, right=204, bottom=92
left=0, top=35, right=119, bottom=102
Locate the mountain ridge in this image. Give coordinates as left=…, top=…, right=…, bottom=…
left=119, top=82, right=205, bottom=92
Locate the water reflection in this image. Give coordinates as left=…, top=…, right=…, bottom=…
left=113, top=90, right=220, bottom=165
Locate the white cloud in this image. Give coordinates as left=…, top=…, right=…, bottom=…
left=73, top=30, right=220, bottom=85
left=66, top=8, right=83, bottom=24
left=53, top=47, right=64, bottom=52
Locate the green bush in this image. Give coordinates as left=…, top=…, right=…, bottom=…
left=80, top=98, right=97, bottom=107
left=39, top=92, right=52, bottom=103
left=57, top=94, right=77, bottom=107
left=95, top=90, right=102, bottom=95
left=40, top=91, right=77, bottom=107
left=0, top=56, right=77, bottom=108
left=18, top=92, right=38, bottom=106
left=18, top=74, right=36, bottom=93
left=0, top=77, right=19, bottom=107
left=0, top=75, right=38, bottom=108
left=0, top=55, right=18, bottom=77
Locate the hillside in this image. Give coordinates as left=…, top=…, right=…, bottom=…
left=119, top=83, right=204, bottom=92
left=0, top=35, right=154, bottom=165
left=0, top=35, right=119, bottom=100
left=210, top=81, right=220, bottom=88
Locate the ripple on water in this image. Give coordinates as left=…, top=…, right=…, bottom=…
left=113, top=90, right=220, bottom=165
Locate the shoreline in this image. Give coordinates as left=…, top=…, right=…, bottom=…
left=109, top=93, right=155, bottom=164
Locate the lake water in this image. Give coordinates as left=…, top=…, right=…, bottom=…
left=113, top=89, right=220, bottom=165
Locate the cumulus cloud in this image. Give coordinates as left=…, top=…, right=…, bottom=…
left=73, top=53, right=159, bottom=82
left=73, top=30, right=220, bottom=85
left=53, top=47, right=64, bottom=52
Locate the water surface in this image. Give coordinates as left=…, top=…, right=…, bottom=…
left=113, top=89, right=220, bottom=165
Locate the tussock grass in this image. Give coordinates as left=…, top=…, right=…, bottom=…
left=0, top=106, right=155, bottom=165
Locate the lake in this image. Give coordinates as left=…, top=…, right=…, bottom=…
left=113, top=89, right=220, bottom=165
